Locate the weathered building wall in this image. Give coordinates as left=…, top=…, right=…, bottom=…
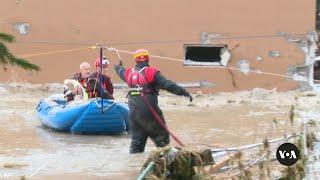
left=0, top=0, right=316, bottom=92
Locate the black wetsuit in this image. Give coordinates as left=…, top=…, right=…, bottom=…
left=115, top=62, right=191, bottom=153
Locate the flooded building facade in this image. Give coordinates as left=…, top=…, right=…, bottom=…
left=0, top=0, right=317, bottom=92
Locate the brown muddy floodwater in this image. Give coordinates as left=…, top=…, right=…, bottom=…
left=0, top=83, right=318, bottom=179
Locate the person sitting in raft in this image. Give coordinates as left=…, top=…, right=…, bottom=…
left=86, top=57, right=114, bottom=99
left=64, top=62, right=91, bottom=102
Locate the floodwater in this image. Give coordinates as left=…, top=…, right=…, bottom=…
left=0, top=83, right=319, bottom=179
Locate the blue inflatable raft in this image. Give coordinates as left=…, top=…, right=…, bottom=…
left=36, top=97, right=130, bottom=134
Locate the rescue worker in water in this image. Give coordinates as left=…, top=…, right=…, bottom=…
left=115, top=49, right=193, bottom=153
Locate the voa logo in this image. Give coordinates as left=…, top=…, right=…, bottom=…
left=276, top=143, right=300, bottom=166
left=278, top=150, right=297, bottom=159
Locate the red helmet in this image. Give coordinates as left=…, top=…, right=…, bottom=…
left=95, top=57, right=109, bottom=68
left=134, top=49, right=149, bottom=63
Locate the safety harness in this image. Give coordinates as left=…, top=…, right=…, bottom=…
left=125, top=66, right=158, bottom=97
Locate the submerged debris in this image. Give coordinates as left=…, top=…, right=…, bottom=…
left=2, top=163, right=28, bottom=169
left=289, top=105, right=295, bottom=125
left=306, top=132, right=317, bottom=150
left=138, top=127, right=316, bottom=179
left=139, top=147, right=214, bottom=179
left=308, top=120, right=317, bottom=127
left=306, top=93, right=317, bottom=97
left=227, top=100, right=236, bottom=103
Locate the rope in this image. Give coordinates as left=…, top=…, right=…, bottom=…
left=116, top=49, right=183, bottom=62
left=14, top=33, right=309, bottom=46
left=140, top=92, right=185, bottom=147
left=14, top=38, right=319, bottom=84
left=115, top=48, right=320, bottom=83
left=20, top=47, right=88, bottom=58
left=106, top=47, right=122, bottom=60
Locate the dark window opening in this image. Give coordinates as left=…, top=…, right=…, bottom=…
left=314, top=60, right=320, bottom=83
left=317, top=0, right=320, bottom=31
left=184, top=44, right=230, bottom=66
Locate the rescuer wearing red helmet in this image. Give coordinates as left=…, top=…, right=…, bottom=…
left=87, top=57, right=114, bottom=99
left=115, top=49, right=193, bottom=153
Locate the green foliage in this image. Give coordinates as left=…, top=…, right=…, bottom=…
left=0, top=32, right=40, bottom=71
left=0, top=33, right=14, bottom=43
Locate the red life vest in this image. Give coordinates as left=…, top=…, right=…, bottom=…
left=124, top=67, right=158, bottom=89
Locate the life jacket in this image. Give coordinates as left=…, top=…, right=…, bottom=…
left=92, top=83, right=108, bottom=98
left=89, top=77, right=103, bottom=98
left=124, top=66, right=158, bottom=95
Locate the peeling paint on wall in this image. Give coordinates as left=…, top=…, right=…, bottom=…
left=220, top=47, right=231, bottom=66
left=14, top=23, right=30, bottom=35
left=287, top=37, right=301, bottom=43
left=288, top=31, right=318, bottom=91
left=269, top=50, right=281, bottom=57
left=292, top=72, right=308, bottom=82
left=200, top=32, right=221, bottom=44
left=237, top=59, right=250, bottom=74
left=256, top=56, right=263, bottom=61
